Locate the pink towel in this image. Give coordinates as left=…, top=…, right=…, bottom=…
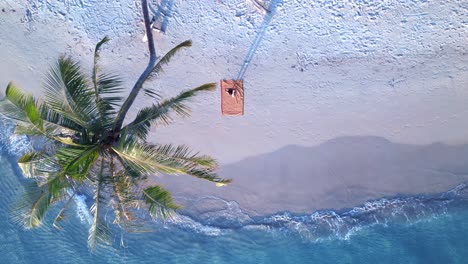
left=221, top=80, right=244, bottom=116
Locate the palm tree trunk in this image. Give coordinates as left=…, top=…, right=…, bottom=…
left=113, top=0, right=157, bottom=135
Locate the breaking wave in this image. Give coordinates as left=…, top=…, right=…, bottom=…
left=0, top=117, right=33, bottom=156
left=162, top=183, right=468, bottom=240
left=73, top=194, right=93, bottom=225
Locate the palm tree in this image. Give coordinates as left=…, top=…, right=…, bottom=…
left=0, top=0, right=230, bottom=251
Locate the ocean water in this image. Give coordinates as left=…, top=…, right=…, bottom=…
left=0, top=121, right=468, bottom=263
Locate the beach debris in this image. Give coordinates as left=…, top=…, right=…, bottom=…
left=221, top=80, right=244, bottom=116
left=150, top=18, right=163, bottom=32
left=247, top=0, right=269, bottom=15
left=142, top=0, right=172, bottom=41
left=148, top=0, right=172, bottom=33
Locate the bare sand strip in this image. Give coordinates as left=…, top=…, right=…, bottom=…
left=154, top=136, right=468, bottom=216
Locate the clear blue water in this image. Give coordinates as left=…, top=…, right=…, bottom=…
left=0, top=123, right=468, bottom=263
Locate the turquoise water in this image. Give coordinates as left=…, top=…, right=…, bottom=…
left=0, top=127, right=467, bottom=263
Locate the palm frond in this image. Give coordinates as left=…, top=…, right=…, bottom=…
left=88, top=197, right=109, bottom=251
left=2, top=82, right=43, bottom=129
left=112, top=140, right=185, bottom=177
left=47, top=174, right=69, bottom=199
left=25, top=187, right=52, bottom=228
left=150, top=143, right=231, bottom=184
left=142, top=40, right=192, bottom=97
left=55, top=145, right=100, bottom=180
left=0, top=100, right=26, bottom=123
left=0, top=88, right=28, bottom=123
left=112, top=152, right=145, bottom=179
left=17, top=152, right=44, bottom=178
left=142, top=185, right=180, bottom=219
left=88, top=159, right=111, bottom=251
left=44, top=56, right=98, bottom=128
left=108, top=157, right=136, bottom=228
left=18, top=154, right=60, bottom=187
left=96, top=73, right=123, bottom=119
left=12, top=176, right=67, bottom=228
left=145, top=40, right=192, bottom=82
left=91, top=37, right=124, bottom=121
left=142, top=87, right=160, bottom=100
left=151, top=144, right=218, bottom=168
left=110, top=173, right=137, bottom=227
left=123, top=83, right=216, bottom=139
left=40, top=96, right=84, bottom=134
left=113, top=140, right=230, bottom=184
left=0, top=85, right=83, bottom=141
left=14, top=122, right=80, bottom=146
left=92, top=36, right=110, bottom=92
left=96, top=73, right=123, bottom=100
left=53, top=189, right=77, bottom=230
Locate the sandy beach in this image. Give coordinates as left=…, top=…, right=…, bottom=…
left=1, top=0, right=467, bottom=215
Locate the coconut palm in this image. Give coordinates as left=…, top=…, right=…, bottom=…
left=0, top=0, right=230, bottom=251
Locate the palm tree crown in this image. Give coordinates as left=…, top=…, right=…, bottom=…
left=0, top=37, right=230, bottom=250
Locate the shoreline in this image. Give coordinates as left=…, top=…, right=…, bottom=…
left=1, top=118, right=467, bottom=223
left=1, top=132, right=467, bottom=238
left=165, top=182, right=468, bottom=239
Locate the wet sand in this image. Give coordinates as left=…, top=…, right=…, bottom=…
left=153, top=136, right=468, bottom=215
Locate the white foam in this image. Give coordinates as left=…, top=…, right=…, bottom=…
left=0, top=118, right=33, bottom=156
left=168, top=214, right=224, bottom=236
left=241, top=185, right=468, bottom=241
left=73, top=194, right=92, bottom=225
